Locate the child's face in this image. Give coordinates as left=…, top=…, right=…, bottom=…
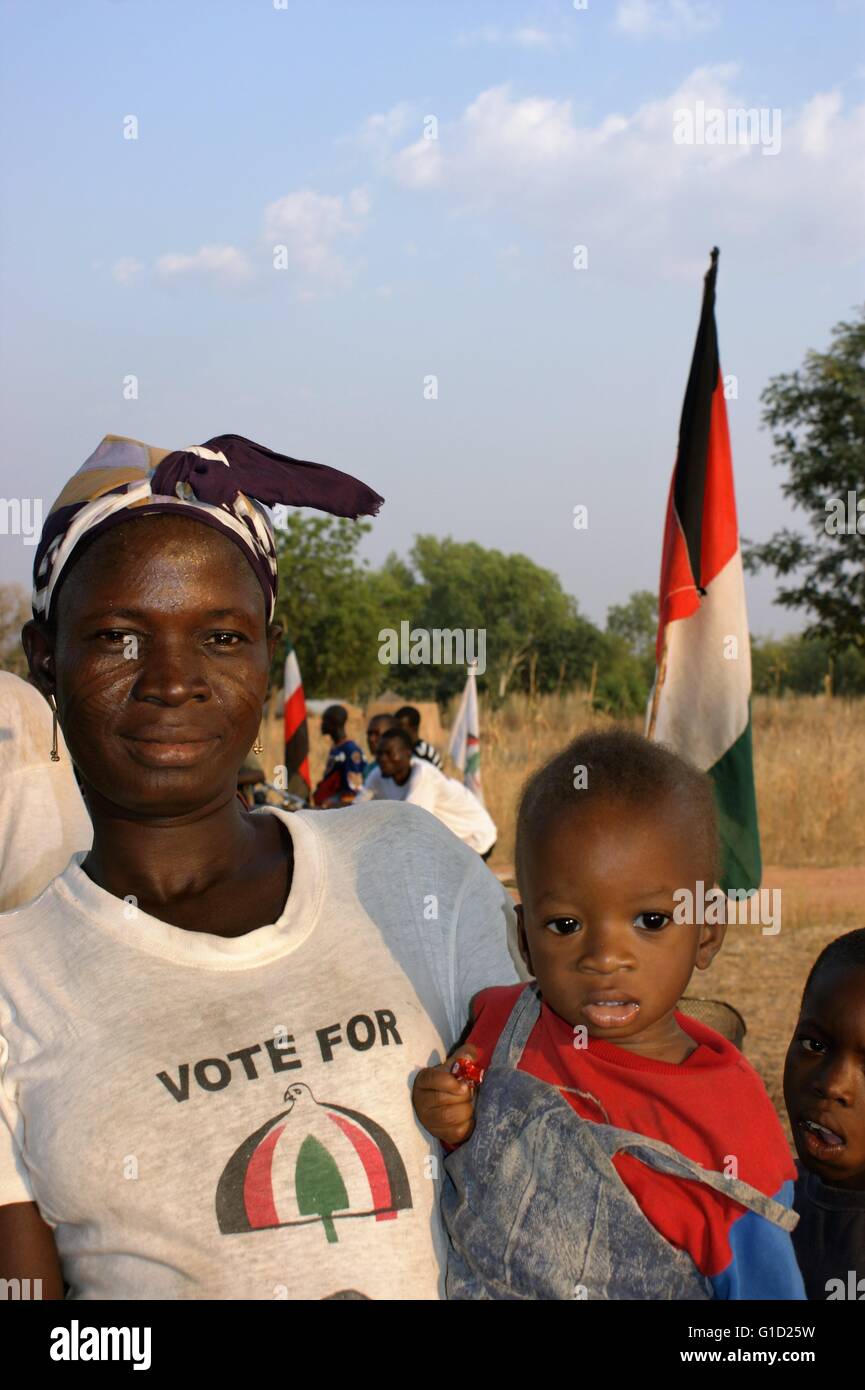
left=783, top=965, right=865, bottom=1190
left=516, top=795, right=724, bottom=1062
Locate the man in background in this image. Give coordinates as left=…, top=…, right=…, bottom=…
left=313, top=704, right=366, bottom=806
left=364, top=712, right=399, bottom=785
left=363, top=727, right=496, bottom=860
left=396, top=705, right=443, bottom=770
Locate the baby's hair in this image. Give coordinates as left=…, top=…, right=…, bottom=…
left=801, top=928, right=865, bottom=1004
left=515, top=727, right=720, bottom=891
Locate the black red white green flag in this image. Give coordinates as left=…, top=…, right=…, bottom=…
left=647, top=248, right=761, bottom=893
left=448, top=663, right=485, bottom=804
left=283, top=639, right=311, bottom=803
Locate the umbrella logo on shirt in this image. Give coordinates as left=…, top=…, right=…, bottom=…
left=215, top=1083, right=412, bottom=1243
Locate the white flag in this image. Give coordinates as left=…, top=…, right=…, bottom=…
left=448, top=664, right=484, bottom=804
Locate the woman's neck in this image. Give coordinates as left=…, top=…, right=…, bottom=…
left=80, top=787, right=260, bottom=907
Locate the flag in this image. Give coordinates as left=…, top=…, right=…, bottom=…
left=283, top=639, right=311, bottom=802
left=448, top=664, right=485, bottom=804
left=647, top=248, right=761, bottom=893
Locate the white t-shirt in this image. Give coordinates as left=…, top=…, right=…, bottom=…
left=0, top=802, right=519, bottom=1300
left=362, top=760, right=497, bottom=856
left=0, top=672, right=93, bottom=912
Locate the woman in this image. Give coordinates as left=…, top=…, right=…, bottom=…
left=0, top=432, right=518, bottom=1300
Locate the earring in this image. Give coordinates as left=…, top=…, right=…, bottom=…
left=48, top=693, right=60, bottom=762
left=252, top=732, right=263, bottom=755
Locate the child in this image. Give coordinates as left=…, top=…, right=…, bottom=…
left=783, top=929, right=865, bottom=1300
left=413, top=729, right=805, bottom=1300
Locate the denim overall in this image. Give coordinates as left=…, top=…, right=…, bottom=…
left=442, top=985, right=797, bottom=1300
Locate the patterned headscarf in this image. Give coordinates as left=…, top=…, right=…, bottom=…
left=32, top=433, right=384, bottom=622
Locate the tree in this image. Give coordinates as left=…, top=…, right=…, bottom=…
left=743, top=307, right=865, bottom=652
left=404, top=537, right=580, bottom=704
left=273, top=514, right=415, bottom=700
left=750, top=633, right=865, bottom=697
left=606, top=590, right=657, bottom=683
left=593, top=633, right=653, bottom=717
left=0, top=583, right=30, bottom=677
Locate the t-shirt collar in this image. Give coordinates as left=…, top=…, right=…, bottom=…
left=50, top=807, right=324, bottom=970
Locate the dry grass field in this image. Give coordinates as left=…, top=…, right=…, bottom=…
left=288, top=690, right=865, bottom=1125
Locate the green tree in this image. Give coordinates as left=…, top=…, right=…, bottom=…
left=605, top=590, right=657, bottom=684
left=403, top=537, right=581, bottom=704
left=751, top=632, right=865, bottom=696
left=744, top=307, right=865, bottom=652
left=593, top=632, right=652, bottom=717
left=273, top=515, right=414, bottom=700
left=528, top=610, right=603, bottom=696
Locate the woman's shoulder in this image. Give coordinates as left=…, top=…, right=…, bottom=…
left=294, top=799, right=480, bottom=864
left=0, top=875, right=68, bottom=937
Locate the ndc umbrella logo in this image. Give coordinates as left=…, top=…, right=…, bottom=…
left=216, top=1083, right=412, bottom=1243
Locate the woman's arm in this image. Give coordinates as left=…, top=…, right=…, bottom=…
left=0, top=1201, right=64, bottom=1299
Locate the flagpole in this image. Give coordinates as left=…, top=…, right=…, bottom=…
left=646, top=626, right=668, bottom=741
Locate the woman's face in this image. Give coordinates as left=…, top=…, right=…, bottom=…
left=26, top=514, right=279, bottom=818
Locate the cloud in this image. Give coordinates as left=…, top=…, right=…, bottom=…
left=111, top=256, right=145, bottom=285
left=388, top=87, right=581, bottom=192
left=154, top=244, right=253, bottom=285
left=614, top=0, right=720, bottom=38
left=379, top=70, right=865, bottom=273
left=456, top=26, right=559, bottom=49
left=263, top=186, right=371, bottom=292
left=115, top=185, right=371, bottom=297
left=799, top=89, right=843, bottom=156
left=353, top=102, right=414, bottom=156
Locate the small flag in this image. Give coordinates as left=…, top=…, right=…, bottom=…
left=448, top=663, right=485, bottom=804
left=647, top=248, right=761, bottom=893
left=283, top=639, right=311, bottom=802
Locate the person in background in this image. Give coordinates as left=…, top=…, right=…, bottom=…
left=364, top=713, right=399, bottom=784
left=312, top=704, right=366, bottom=807
left=0, top=670, right=92, bottom=911
left=783, top=928, right=865, bottom=1300
left=363, top=728, right=496, bottom=860
left=396, top=705, right=443, bottom=771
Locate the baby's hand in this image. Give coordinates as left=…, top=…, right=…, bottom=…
left=412, top=1044, right=482, bottom=1147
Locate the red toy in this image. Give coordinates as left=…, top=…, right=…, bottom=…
left=451, top=1056, right=485, bottom=1088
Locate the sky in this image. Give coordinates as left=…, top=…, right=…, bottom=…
left=1, top=0, right=863, bottom=638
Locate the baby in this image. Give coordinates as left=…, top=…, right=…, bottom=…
left=784, top=929, right=865, bottom=1300
left=413, top=729, right=805, bottom=1300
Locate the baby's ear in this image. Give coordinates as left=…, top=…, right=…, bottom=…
left=515, top=904, right=533, bottom=973
left=695, top=884, right=727, bottom=969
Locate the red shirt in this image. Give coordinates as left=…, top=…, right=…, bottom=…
left=465, top=984, right=797, bottom=1280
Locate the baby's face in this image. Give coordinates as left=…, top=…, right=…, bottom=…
left=517, top=795, right=723, bottom=1063
left=784, top=965, right=865, bottom=1190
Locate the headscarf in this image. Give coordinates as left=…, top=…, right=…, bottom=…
left=32, top=433, right=384, bottom=622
